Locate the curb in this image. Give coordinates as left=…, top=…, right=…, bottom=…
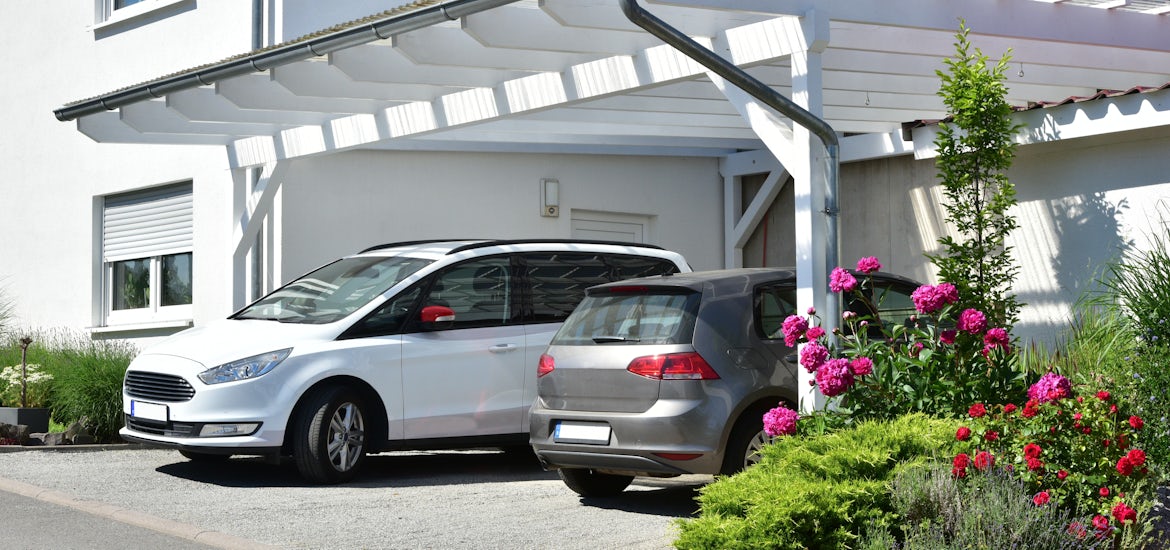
left=0, top=443, right=150, bottom=453
left=0, top=476, right=280, bottom=550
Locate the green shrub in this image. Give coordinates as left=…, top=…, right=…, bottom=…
left=1121, top=345, right=1170, bottom=482
left=1101, top=216, right=1170, bottom=347
left=673, top=414, right=960, bottom=549
left=3, top=330, right=137, bottom=442
left=864, top=464, right=1093, bottom=549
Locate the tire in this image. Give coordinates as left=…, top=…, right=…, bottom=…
left=179, top=450, right=231, bottom=463
left=558, top=468, right=634, bottom=497
left=720, top=414, right=772, bottom=476
left=293, top=386, right=368, bottom=484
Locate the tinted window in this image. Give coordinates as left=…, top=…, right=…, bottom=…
left=420, top=257, right=518, bottom=330
left=522, top=253, right=680, bottom=323
left=847, top=279, right=919, bottom=336
left=756, top=285, right=797, bottom=341
left=552, top=291, right=700, bottom=345
left=341, top=286, right=423, bottom=338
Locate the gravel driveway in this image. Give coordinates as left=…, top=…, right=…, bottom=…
left=0, top=447, right=711, bottom=549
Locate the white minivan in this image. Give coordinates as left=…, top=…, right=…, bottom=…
left=121, top=239, right=689, bottom=483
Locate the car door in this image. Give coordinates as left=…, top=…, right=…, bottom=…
left=399, top=256, right=527, bottom=439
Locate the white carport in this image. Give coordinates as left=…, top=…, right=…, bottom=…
left=54, top=0, right=1170, bottom=410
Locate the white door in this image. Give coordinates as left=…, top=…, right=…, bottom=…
left=570, top=213, right=648, bottom=243
left=399, top=257, right=527, bottom=439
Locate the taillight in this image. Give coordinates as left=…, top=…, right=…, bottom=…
left=537, top=353, right=556, bottom=378
left=626, top=353, right=719, bottom=380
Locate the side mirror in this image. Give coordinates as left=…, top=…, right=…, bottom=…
left=420, top=305, right=456, bottom=328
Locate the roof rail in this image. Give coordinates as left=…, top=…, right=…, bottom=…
left=446, top=239, right=665, bottom=254
left=358, top=239, right=479, bottom=254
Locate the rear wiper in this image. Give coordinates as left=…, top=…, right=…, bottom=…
left=592, top=335, right=640, bottom=343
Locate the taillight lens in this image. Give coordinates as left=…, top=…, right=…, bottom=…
left=626, top=353, right=719, bottom=380
left=537, top=353, right=556, bottom=378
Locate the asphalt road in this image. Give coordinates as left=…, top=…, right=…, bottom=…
left=0, top=446, right=711, bottom=549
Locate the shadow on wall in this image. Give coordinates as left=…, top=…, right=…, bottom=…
left=1049, top=193, right=1131, bottom=298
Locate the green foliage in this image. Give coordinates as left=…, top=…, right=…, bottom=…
left=864, top=464, right=1093, bottom=549
left=674, top=414, right=961, bottom=549
left=1018, top=301, right=1140, bottom=388
left=835, top=281, right=1029, bottom=420
left=930, top=20, right=1023, bottom=332
left=1119, top=345, right=1170, bottom=482
left=2, top=330, right=138, bottom=442
left=0, top=363, right=53, bottom=408
left=1101, top=211, right=1170, bottom=348
left=953, top=388, right=1153, bottom=527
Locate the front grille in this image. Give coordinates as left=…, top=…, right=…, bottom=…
left=124, top=371, right=196, bottom=402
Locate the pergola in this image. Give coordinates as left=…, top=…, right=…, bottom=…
left=54, top=0, right=1170, bottom=409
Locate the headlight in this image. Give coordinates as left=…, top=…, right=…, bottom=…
left=198, top=349, right=292, bottom=385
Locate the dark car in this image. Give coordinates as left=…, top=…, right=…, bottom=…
left=528, top=267, right=920, bottom=496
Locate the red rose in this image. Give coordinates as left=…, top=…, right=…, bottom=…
left=1127, top=449, right=1147, bottom=467
left=956, top=427, right=971, bottom=441
left=968, top=403, right=987, bottom=418
left=1093, top=514, right=1111, bottom=532
left=1112, top=502, right=1137, bottom=525
left=974, top=451, right=994, bottom=470
left=953, top=453, right=970, bottom=469
left=1097, top=390, right=1110, bottom=401
left=1130, top=415, right=1144, bottom=430
left=1026, top=457, right=1044, bottom=471
left=1057, top=469, right=1069, bottom=481
left=983, top=430, right=999, bottom=441
left=1003, top=403, right=1017, bottom=414
left=1024, top=443, right=1042, bottom=458
left=1033, top=491, right=1050, bottom=506
left=1022, top=400, right=1040, bottom=418
left=1110, top=404, right=1119, bottom=415
left=1117, top=456, right=1135, bottom=476
left=1100, top=487, right=1110, bottom=498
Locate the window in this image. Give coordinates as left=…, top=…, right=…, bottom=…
left=756, top=285, right=797, bottom=341
left=102, top=183, right=193, bottom=326
left=419, top=258, right=517, bottom=330
left=93, top=0, right=191, bottom=27
left=521, top=253, right=681, bottom=323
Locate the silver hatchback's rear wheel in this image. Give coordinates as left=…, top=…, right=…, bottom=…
left=558, top=468, right=634, bottom=497
left=293, top=386, right=367, bottom=484
left=720, top=412, right=773, bottom=476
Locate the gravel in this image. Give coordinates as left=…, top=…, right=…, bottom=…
left=0, top=447, right=711, bottom=549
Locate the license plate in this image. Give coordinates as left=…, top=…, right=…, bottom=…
left=130, top=400, right=169, bottom=422
left=553, top=421, right=611, bottom=444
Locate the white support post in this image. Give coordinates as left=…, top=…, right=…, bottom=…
left=231, top=160, right=289, bottom=310
left=791, top=45, right=830, bottom=414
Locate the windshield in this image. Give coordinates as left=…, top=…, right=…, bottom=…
left=234, top=256, right=433, bottom=324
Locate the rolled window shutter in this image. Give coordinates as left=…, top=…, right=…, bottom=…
left=103, top=183, right=193, bottom=263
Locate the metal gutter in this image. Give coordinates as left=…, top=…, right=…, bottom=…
left=53, top=0, right=522, bottom=122
left=618, top=0, right=841, bottom=320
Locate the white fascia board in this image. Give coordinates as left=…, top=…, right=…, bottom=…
left=651, top=0, right=1169, bottom=52
left=911, top=88, right=1170, bottom=159
left=840, top=130, right=914, bottom=162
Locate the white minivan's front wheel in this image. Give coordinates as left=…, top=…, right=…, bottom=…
left=294, top=386, right=367, bottom=484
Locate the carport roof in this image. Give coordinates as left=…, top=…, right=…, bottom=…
left=54, top=0, right=1170, bottom=168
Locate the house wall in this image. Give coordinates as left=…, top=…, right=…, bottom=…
left=277, top=150, right=724, bottom=279
left=742, top=127, right=1170, bottom=345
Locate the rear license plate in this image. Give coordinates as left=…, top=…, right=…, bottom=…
left=553, top=421, right=611, bottom=444
left=130, top=400, right=169, bottom=422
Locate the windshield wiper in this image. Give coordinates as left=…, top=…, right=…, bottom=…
left=592, top=335, right=640, bottom=344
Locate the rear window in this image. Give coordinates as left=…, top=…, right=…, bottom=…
left=551, top=290, right=700, bottom=346
left=521, top=252, right=682, bottom=323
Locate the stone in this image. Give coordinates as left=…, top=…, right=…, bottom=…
left=0, top=422, right=30, bottom=445
left=70, top=433, right=96, bottom=445
left=39, top=432, right=67, bottom=446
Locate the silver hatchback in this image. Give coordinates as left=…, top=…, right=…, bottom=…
left=529, top=267, right=919, bottom=496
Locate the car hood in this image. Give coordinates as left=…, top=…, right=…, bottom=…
left=135, top=318, right=333, bottom=371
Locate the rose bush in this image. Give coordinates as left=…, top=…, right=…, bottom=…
left=952, top=373, right=1150, bottom=539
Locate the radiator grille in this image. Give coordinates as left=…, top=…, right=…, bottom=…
left=124, top=371, right=196, bottom=402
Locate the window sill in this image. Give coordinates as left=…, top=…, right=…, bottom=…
left=90, top=319, right=193, bottom=335
left=91, top=0, right=194, bottom=33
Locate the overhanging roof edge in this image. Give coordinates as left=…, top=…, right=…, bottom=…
left=53, top=0, right=522, bottom=122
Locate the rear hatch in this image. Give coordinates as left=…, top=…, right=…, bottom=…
left=537, top=287, right=702, bottom=413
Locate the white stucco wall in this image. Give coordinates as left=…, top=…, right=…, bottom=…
left=0, top=2, right=250, bottom=336
left=276, top=150, right=724, bottom=279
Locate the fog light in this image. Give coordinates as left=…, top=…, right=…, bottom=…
left=199, top=423, right=259, bottom=437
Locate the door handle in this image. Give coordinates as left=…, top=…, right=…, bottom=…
left=489, top=343, right=519, bottom=353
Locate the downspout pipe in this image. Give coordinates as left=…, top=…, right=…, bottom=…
left=618, top=0, right=840, bottom=321
left=54, top=0, right=522, bottom=122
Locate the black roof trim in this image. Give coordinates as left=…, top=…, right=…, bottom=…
left=358, top=239, right=478, bottom=254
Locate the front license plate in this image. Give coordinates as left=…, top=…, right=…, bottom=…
left=553, top=421, right=611, bottom=444
left=130, top=400, right=169, bottom=422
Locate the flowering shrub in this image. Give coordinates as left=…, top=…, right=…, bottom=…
left=778, top=256, right=1029, bottom=420
left=762, top=405, right=799, bottom=437
left=0, top=363, right=53, bottom=408
left=952, top=373, right=1151, bottom=540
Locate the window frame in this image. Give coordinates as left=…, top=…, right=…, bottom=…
left=92, top=0, right=192, bottom=29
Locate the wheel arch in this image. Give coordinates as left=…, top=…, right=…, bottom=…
left=282, top=375, right=390, bottom=455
